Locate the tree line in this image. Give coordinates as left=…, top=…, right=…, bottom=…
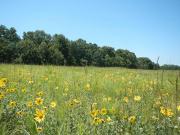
left=0, top=25, right=178, bottom=70
left=161, top=64, right=180, bottom=70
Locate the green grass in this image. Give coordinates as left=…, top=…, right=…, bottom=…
left=0, top=64, right=180, bottom=135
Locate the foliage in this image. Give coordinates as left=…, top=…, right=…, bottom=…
left=0, top=24, right=162, bottom=69
left=161, top=64, right=180, bottom=70
left=137, top=57, right=156, bottom=69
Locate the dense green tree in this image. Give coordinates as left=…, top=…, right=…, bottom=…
left=115, top=49, right=137, bottom=68
left=161, top=64, right=180, bottom=70
left=52, top=34, right=69, bottom=63
left=18, top=40, right=42, bottom=64
left=137, top=57, right=155, bottom=69
left=0, top=24, right=170, bottom=69
left=101, top=46, right=115, bottom=57
left=85, top=43, right=98, bottom=65
left=19, top=31, right=52, bottom=64
left=92, top=48, right=105, bottom=66
left=0, top=25, right=20, bottom=63
left=23, top=30, right=51, bottom=45
left=49, top=45, right=64, bottom=65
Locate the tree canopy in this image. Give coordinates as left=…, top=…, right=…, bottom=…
left=0, top=24, right=164, bottom=69
left=161, top=64, right=180, bottom=70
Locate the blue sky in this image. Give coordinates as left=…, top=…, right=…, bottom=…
left=1, top=0, right=180, bottom=65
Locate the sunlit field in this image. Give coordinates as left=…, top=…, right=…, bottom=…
left=0, top=64, right=180, bottom=135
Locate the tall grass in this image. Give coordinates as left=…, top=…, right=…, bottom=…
left=0, top=64, right=180, bottom=135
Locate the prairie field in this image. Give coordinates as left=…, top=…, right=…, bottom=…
left=0, top=64, right=180, bottom=135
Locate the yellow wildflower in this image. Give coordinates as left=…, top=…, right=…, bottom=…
left=0, top=78, right=7, bottom=88
left=28, top=80, right=34, bottom=84
left=50, top=101, right=57, bottom=108
left=93, top=117, right=104, bottom=125
left=44, top=77, right=48, bottom=81
left=85, top=83, right=91, bottom=91
left=9, top=101, right=17, bottom=108
left=37, top=127, right=43, bottom=133
left=0, top=82, right=6, bottom=88
left=160, top=106, right=173, bottom=117
left=34, top=109, right=45, bottom=123
left=100, top=108, right=107, bottom=115
left=177, top=105, right=180, bottom=111
left=16, top=111, right=25, bottom=117
left=0, top=92, right=5, bottom=100
left=106, top=117, right=112, bottom=122
left=36, top=91, right=43, bottom=97
left=134, top=96, right=141, bottom=101
left=90, top=109, right=99, bottom=117
left=6, top=88, right=16, bottom=93
left=21, top=88, right=26, bottom=93
left=27, top=101, right=33, bottom=108
left=35, top=97, right=43, bottom=105
left=107, top=97, right=112, bottom=101
left=1, top=78, right=7, bottom=83
left=129, top=116, right=136, bottom=124
left=73, top=99, right=80, bottom=104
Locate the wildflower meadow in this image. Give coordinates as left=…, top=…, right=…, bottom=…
left=0, top=64, right=180, bottom=135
